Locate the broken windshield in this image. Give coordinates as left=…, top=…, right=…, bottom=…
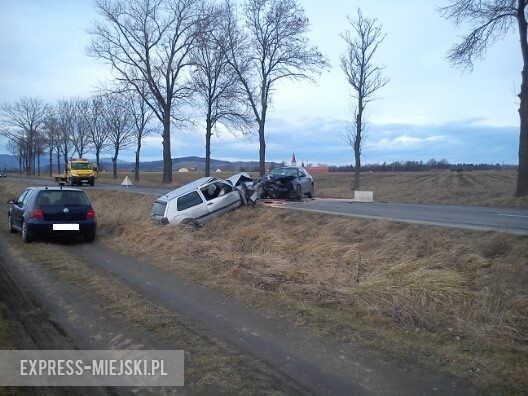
left=269, top=167, right=298, bottom=177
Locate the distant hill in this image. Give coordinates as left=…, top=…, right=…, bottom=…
left=0, top=154, right=278, bottom=173
left=0, top=154, right=19, bottom=170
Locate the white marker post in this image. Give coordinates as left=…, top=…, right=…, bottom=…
left=353, top=191, right=374, bottom=202
left=121, top=176, right=133, bottom=188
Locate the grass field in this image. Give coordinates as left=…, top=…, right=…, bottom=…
left=90, top=169, right=528, bottom=208
left=89, top=186, right=527, bottom=394
left=1, top=180, right=527, bottom=393
left=4, top=180, right=526, bottom=392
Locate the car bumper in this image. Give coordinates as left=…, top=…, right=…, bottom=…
left=71, top=176, right=94, bottom=184
left=27, top=222, right=96, bottom=235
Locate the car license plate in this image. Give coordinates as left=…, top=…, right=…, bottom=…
left=53, top=224, right=79, bottom=231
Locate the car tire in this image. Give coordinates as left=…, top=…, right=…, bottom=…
left=21, top=222, right=33, bottom=243
left=84, top=230, right=96, bottom=242
left=7, top=215, right=15, bottom=233
left=295, top=184, right=302, bottom=201
left=180, top=218, right=200, bottom=229
left=89, top=180, right=95, bottom=187
left=307, top=183, right=314, bottom=198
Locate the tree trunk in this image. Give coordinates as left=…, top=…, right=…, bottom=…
left=18, top=155, right=22, bottom=175
left=112, top=148, right=118, bottom=179
left=37, top=154, right=40, bottom=176
left=517, top=70, right=528, bottom=196
left=49, top=150, right=53, bottom=176
left=516, top=0, right=528, bottom=196
left=352, top=102, right=363, bottom=191
left=56, top=151, right=61, bottom=174
left=258, top=120, right=266, bottom=177
left=63, top=143, right=68, bottom=170
left=205, top=117, right=212, bottom=177
left=95, top=150, right=100, bottom=172
left=162, top=111, right=172, bottom=184
left=134, top=143, right=141, bottom=182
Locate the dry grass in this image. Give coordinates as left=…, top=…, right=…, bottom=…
left=98, top=169, right=528, bottom=208
left=314, top=170, right=528, bottom=208
left=1, top=180, right=527, bottom=393
left=20, top=168, right=527, bottom=208
left=76, top=186, right=528, bottom=393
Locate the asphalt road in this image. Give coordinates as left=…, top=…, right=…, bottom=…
left=6, top=176, right=528, bottom=234
left=284, top=199, right=528, bottom=234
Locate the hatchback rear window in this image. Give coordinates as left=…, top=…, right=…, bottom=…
left=177, top=191, right=203, bottom=211
left=151, top=200, right=167, bottom=216
left=37, top=191, right=90, bottom=206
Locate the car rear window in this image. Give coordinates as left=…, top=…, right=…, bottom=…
left=37, top=191, right=90, bottom=206
left=151, top=200, right=167, bottom=217
left=177, top=191, right=203, bottom=211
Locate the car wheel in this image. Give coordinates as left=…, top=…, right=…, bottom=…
left=180, top=218, right=200, bottom=229
left=295, top=184, right=302, bottom=201
left=7, top=215, right=15, bottom=233
left=307, top=183, right=314, bottom=198
left=84, top=230, right=96, bottom=242
left=21, top=222, right=33, bottom=243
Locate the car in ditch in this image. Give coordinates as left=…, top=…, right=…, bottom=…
left=260, top=166, right=314, bottom=200
left=7, top=186, right=97, bottom=243
left=151, top=176, right=246, bottom=226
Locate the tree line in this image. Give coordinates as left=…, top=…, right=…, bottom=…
left=330, top=160, right=516, bottom=173
left=0, top=91, right=154, bottom=181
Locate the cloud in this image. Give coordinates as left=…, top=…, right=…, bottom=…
left=370, top=134, right=447, bottom=150
left=0, top=115, right=519, bottom=166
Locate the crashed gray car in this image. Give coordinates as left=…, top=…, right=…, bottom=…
left=151, top=174, right=253, bottom=225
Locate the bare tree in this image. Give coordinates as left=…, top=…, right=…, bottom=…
left=43, top=109, right=61, bottom=176
left=221, top=0, right=328, bottom=176
left=70, top=99, right=92, bottom=158
left=193, top=3, right=251, bottom=177
left=102, top=94, right=134, bottom=179
left=6, top=139, right=23, bottom=174
left=126, top=86, right=155, bottom=181
left=440, top=0, right=527, bottom=196
left=341, top=9, right=389, bottom=191
left=89, top=0, right=204, bottom=183
left=1, top=97, right=49, bottom=175
left=55, top=99, right=75, bottom=166
left=84, top=95, right=110, bottom=170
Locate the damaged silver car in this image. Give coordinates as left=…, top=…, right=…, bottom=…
left=151, top=167, right=314, bottom=225
left=151, top=175, right=252, bottom=225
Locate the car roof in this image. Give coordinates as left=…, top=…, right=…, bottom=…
left=28, top=186, right=85, bottom=192
left=158, top=177, right=216, bottom=201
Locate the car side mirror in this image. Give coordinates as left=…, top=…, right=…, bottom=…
left=7, top=199, right=16, bottom=205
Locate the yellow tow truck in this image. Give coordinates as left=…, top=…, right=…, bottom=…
left=53, top=159, right=98, bottom=186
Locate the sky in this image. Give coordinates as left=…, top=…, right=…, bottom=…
left=0, top=0, right=522, bottom=165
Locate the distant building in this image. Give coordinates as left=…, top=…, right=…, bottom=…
left=291, top=152, right=297, bottom=166
left=306, top=165, right=329, bottom=174
left=215, top=168, right=223, bottom=173
left=178, top=167, right=189, bottom=173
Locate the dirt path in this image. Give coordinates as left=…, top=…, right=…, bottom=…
left=63, top=242, right=480, bottom=395
left=0, top=233, right=308, bottom=395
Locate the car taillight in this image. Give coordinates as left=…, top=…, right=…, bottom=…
left=86, top=208, right=96, bottom=220
left=30, top=208, right=44, bottom=220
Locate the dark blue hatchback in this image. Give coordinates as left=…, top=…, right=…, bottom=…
left=7, top=187, right=97, bottom=243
